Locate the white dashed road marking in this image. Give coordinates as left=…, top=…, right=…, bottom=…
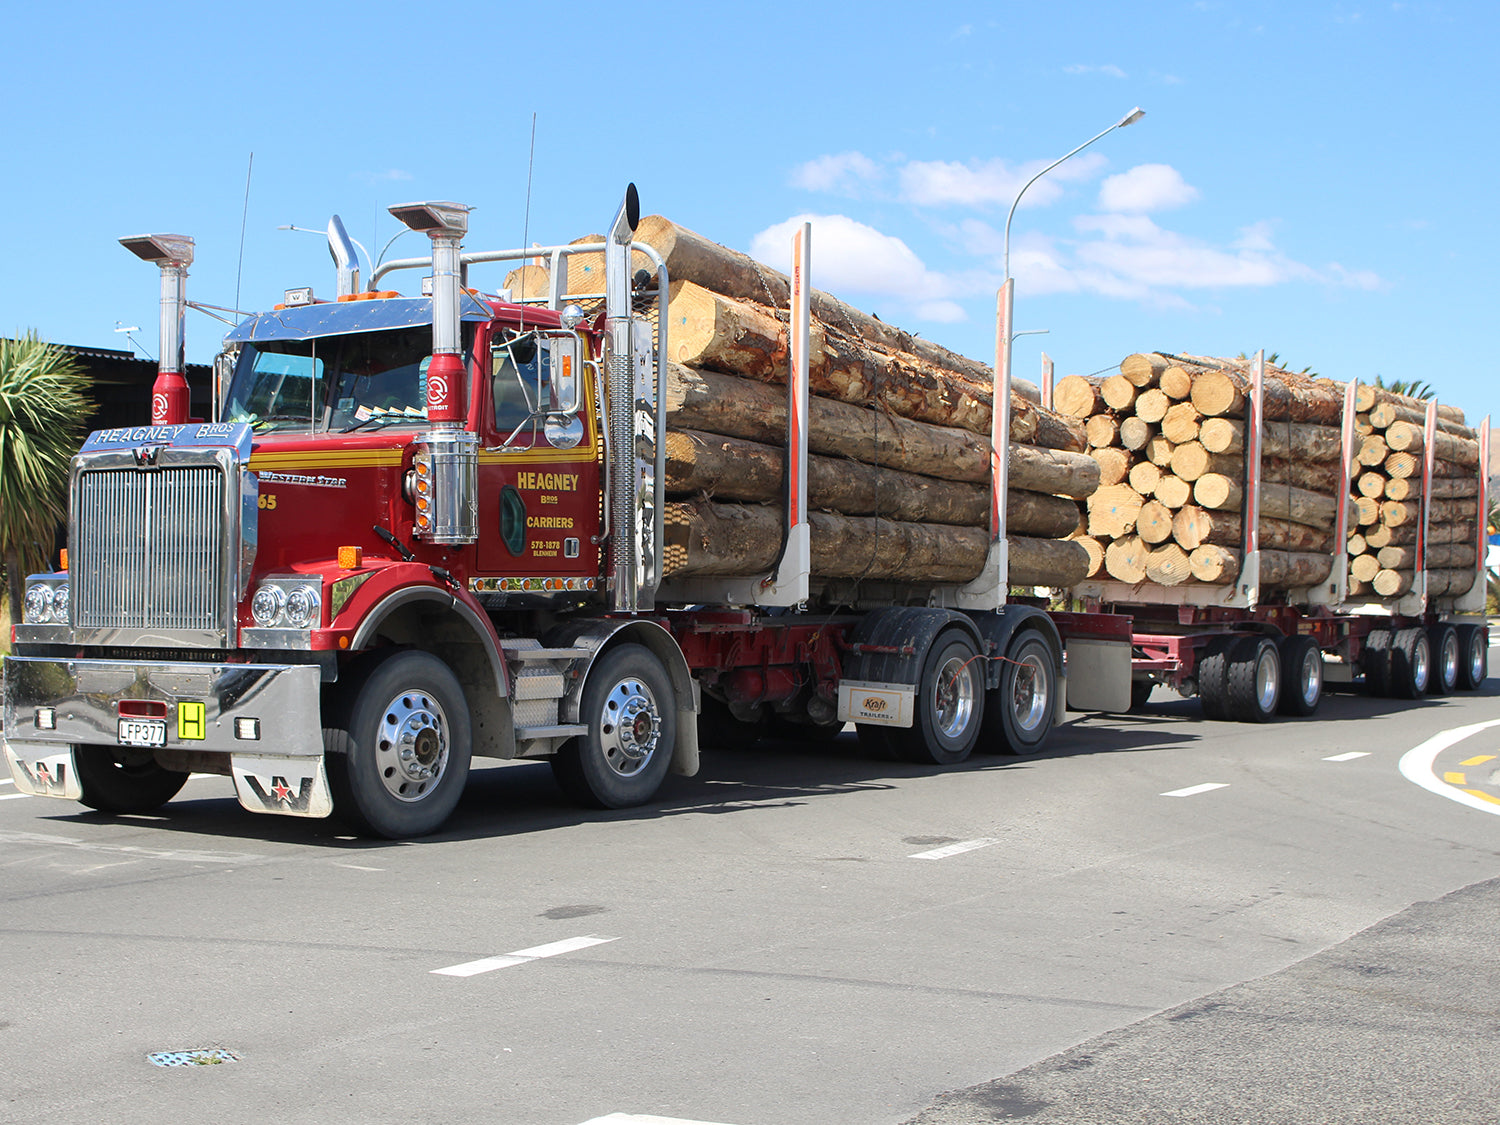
left=580, top=1115, right=746, bottom=1125
left=1323, top=752, right=1370, bottom=762
left=909, top=838, right=998, bottom=860
left=432, top=934, right=617, bottom=978
left=1160, top=783, right=1229, bottom=797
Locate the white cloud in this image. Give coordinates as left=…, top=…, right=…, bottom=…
left=790, top=152, right=882, bottom=196
left=355, top=169, right=413, bottom=184
left=1099, top=164, right=1200, bottom=212
left=1064, top=63, right=1129, bottom=78
left=752, top=213, right=949, bottom=301
left=899, top=152, right=1107, bottom=208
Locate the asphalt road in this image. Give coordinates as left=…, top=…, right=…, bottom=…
left=3, top=659, right=1499, bottom=1125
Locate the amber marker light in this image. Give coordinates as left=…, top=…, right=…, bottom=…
left=338, top=545, right=364, bottom=569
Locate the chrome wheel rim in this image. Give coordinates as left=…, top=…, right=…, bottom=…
left=1256, top=648, right=1278, bottom=712
left=1011, top=654, right=1050, bottom=734
left=1468, top=633, right=1485, bottom=684
left=1411, top=638, right=1430, bottom=692
left=1299, top=648, right=1322, bottom=707
left=598, top=677, right=660, bottom=778
left=1440, top=632, right=1460, bottom=689
left=935, top=654, right=978, bottom=740
left=375, top=689, right=450, bottom=802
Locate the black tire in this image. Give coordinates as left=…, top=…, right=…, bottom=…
left=552, top=644, right=675, bottom=809
left=1389, top=627, right=1431, bottom=700
left=898, top=630, right=984, bottom=765
left=1427, top=624, right=1459, bottom=696
left=1129, top=679, right=1154, bottom=712
left=1226, top=636, right=1280, bottom=722
left=74, top=746, right=189, bottom=815
left=1197, top=637, right=1233, bottom=721
left=324, top=649, right=472, bottom=839
left=1277, top=635, right=1323, bottom=716
left=1456, top=624, right=1488, bottom=690
left=982, top=632, right=1057, bottom=756
left=1361, top=629, right=1392, bottom=697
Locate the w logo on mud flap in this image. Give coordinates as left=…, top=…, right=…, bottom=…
left=15, top=758, right=69, bottom=796
left=241, top=774, right=317, bottom=813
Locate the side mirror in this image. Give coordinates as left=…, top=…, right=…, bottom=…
left=550, top=334, right=581, bottom=415
left=213, top=349, right=239, bottom=422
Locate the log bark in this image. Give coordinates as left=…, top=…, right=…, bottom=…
left=1353, top=383, right=1466, bottom=426
left=1263, top=456, right=1345, bottom=495
left=1170, top=441, right=1241, bottom=482
left=1197, top=417, right=1344, bottom=462
left=1378, top=421, right=1481, bottom=468
left=634, top=215, right=1041, bottom=401
left=1171, top=505, right=1335, bottom=553
left=1194, top=474, right=1343, bottom=530
left=1367, top=398, right=1476, bottom=439
left=1188, top=363, right=1345, bottom=423
left=1375, top=542, right=1478, bottom=570
left=1194, top=547, right=1334, bottom=589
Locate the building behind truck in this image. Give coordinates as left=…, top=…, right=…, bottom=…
left=2, top=186, right=1488, bottom=839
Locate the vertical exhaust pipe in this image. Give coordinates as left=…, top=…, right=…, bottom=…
left=388, top=200, right=477, bottom=545
left=604, top=185, right=647, bottom=611
left=119, top=233, right=195, bottom=425
left=327, top=215, right=361, bottom=297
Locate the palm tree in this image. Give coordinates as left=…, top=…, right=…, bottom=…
left=0, top=333, right=90, bottom=622
left=1373, top=374, right=1436, bottom=400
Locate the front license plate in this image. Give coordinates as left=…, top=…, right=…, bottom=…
left=118, top=718, right=167, bottom=748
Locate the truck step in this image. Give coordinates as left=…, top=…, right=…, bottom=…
left=501, top=646, right=593, bottom=662
left=514, top=724, right=587, bottom=740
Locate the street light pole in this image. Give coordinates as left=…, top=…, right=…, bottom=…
left=966, top=107, right=1144, bottom=608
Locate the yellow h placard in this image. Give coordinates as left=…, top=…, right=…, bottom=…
left=178, top=701, right=206, bottom=741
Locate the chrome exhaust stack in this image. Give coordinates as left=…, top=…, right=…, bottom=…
left=119, top=233, right=195, bottom=425
left=388, top=200, right=478, bottom=546
left=327, top=215, right=361, bottom=297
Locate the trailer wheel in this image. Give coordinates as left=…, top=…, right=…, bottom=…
left=1129, top=679, right=1154, bottom=712
left=898, top=629, right=983, bottom=765
left=324, top=650, right=472, bottom=838
left=553, top=644, right=675, bottom=809
left=1387, top=628, right=1431, bottom=699
left=1361, top=629, right=1392, bottom=696
left=984, top=632, right=1057, bottom=756
left=74, top=746, right=189, bottom=815
left=1226, top=636, right=1280, bottom=722
left=1456, top=624, right=1488, bottom=690
left=1277, top=635, right=1323, bottom=716
left=1198, top=638, right=1233, bottom=721
left=1427, top=624, right=1459, bottom=696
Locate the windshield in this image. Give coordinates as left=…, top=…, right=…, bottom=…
left=222, top=325, right=473, bottom=434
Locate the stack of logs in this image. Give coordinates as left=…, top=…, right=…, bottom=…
left=507, top=217, right=1100, bottom=589
left=1346, top=384, right=1481, bottom=598
left=1056, top=353, right=1481, bottom=599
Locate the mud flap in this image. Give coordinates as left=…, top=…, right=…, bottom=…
left=4, top=741, right=82, bottom=800
left=231, top=754, right=333, bottom=818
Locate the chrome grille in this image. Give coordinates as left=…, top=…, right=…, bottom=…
left=73, top=465, right=227, bottom=636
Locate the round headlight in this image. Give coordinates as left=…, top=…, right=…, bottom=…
left=283, top=585, right=321, bottom=629
left=251, top=584, right=286, bottom=627
left=52, top=582, right=69, bottom=622
left=24, top=583, right=54, bottom=624
left=559, top=303, right=586, bottom=330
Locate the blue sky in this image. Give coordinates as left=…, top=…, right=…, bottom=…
left=5, top=1, right=1497, bottom=429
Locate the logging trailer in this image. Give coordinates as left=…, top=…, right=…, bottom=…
left=2, top=186, right=1489, bottom=838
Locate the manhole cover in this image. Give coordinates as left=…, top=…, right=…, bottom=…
left=147, top=1049, right=240, bottom=1067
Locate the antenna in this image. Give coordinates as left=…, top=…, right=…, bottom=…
left=114, top=320, right=153, bottom=361
left=235, top=152, right=254, bottom=316
left=519, top=113, right=537, bottom=314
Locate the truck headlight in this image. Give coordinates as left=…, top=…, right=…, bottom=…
left=283, top=585, right=321, bottom=629
left=23, top=582, right=54, bottom=624
left=251, top=584, right=287, bottom=627
left=52, top=582, right=69, bottom=621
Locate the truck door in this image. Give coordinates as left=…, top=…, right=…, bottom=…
left=474, top=326, right=603, bottom=590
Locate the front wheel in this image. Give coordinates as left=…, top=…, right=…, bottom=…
left=324, top=650, right=472, bottom=839
left=552, top=644, right=676, bottom=809
left=75, top=746, right=188, bottom=815
left=983, top=633, right=1057, bottom=756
